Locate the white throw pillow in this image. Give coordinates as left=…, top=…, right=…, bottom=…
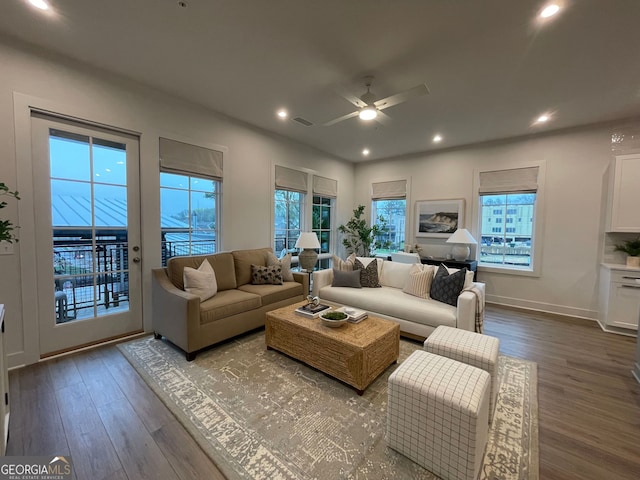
left=444, top=265, right=475, bottom=289
left=183, top=259, right=218, bottom=301
left=267, top=251, right=294, bottom=281
left=380, top=261, right=415, bottom=289
left=332, top=253, right=357, bottom=271
left=403, top=264, right=435, bottom=299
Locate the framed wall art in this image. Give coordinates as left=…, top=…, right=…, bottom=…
left=415, top=199, right=464, bottom=238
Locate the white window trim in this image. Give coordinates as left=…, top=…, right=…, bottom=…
left=472, top=162, right=546, bottom=277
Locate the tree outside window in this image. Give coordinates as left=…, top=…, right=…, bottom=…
left=372, top=199, right=406, bottom=254
left=274, top=189, right=304, bottom=254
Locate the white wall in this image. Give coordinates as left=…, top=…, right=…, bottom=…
left=354, top=125, right=628, bottom=320
left=0, top=39, right=354, bottom=367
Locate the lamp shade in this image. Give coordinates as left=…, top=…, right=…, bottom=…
left=445, top=228, right=477, bottom=245
left=295, top=232, right=320, bottom=249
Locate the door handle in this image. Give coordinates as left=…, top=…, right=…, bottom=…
left=132, top=257, right=141, bottom=263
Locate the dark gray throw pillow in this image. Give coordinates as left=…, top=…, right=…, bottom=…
left=331, top=268, right=362, bottom=288
left=354, top=258, right=381, bottom=288
left=430, top=264, right=467, bottom=306
left=251, top=264, right=283, bottom=285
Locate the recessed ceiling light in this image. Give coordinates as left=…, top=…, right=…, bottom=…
left=28, top=0, right=49, bottom=10
left=535, top=114, right=551, bottom=124
left=540, top=4, right=560, bottom=18
left=362, top=148, right=370, bottom=156
left=277, top=109, right=288, bottom=119
left=433, top=134, right=443, bottom=143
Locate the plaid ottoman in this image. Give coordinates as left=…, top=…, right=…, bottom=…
left=387, top=350, right=490, bottom=480
left=424, top=325, right=500, bottom=423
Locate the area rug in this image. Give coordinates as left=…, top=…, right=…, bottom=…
left=118, top=331, right=538, bottom=480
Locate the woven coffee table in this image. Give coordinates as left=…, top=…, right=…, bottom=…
left=265, top=301, right=400, bottom=395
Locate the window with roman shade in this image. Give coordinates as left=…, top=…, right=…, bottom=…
left=274, top=166, right=308, bottom=253
left=478, top=166, right=540, bottom=270
left=371, top=179, right=407, bottom=253
left=159, top=137, right=223, bottom=265
left=312, top=175, right=337, bottom=268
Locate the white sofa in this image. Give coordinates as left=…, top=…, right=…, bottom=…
left=312, top=258, right=484, bottom=338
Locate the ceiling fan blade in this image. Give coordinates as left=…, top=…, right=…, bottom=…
left=375, top=83, right=430, bottom=110
left=375, top=110, right=392, bottom=126
left=322, top=110, right=359, bottom=126
left=334, top=84, right=367, bottom=109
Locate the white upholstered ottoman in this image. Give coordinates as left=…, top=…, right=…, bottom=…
left=424, top=325, right=500, bottom=423
left=387, top=350, right=490, bottom=480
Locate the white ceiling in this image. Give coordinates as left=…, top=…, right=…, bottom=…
left=2, top=0, right=640, bottom=162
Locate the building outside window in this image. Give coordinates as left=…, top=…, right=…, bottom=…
left=480, top=193, right=536, bottom=267
left=274, top=189, right=305, bottom=254
left=372, top=198, right=406, bottom=254
left=312, top=195, right=334, bottom=269
left=160, top=173, right=219, bottom=265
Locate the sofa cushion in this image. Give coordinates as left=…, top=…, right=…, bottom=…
left=267, top=251, right=294, bottom=281
left=251, top=264, right=283, bottom=285
left=403, top=264, right=434, bottom=299
left=332, top=252, right=357, bottom=271
left=238, top=281, right=303, bottom=306
left=319, top=285, right=457, bottom=328
left=355, top=258, right=381, bottom=288
left=431, top=265, right=467, bottom=306
left=233, top=248, right=272, bottom=286
left=199, top=289, right=262, bottom=324
left=183, top=259, right=218, bottom=301
left=331, top=268, right=362, bottom=288
left=380, top=261, right=414, bottom=289
left=167, top=252, right=237, bottom=291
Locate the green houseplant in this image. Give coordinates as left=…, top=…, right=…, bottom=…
left=0, top=182, right=20, bottom=243
left=337, top=205, right=391, bottom=257
left=614, top=237, right=640, bottom=268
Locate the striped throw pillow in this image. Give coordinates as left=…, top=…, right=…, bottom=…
left=403, top=264, right=434, bottom=299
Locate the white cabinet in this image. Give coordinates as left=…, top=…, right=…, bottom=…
left=0, top=305, right=9, bottom=455
left=599, top=265, right=640, bottom=333
left=606, top=154, right=640, bottom=232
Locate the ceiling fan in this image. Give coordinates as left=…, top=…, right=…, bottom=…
left=323, top=76, right=430, bottom=126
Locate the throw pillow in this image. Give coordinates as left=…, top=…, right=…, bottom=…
left=403, top=264, right=434, bottom=299
left=354, top=258, right=381, bottom=288
left=430, top=264, right=467, bottom=306
left=251, top=264, right=283, bottom=285
left=332, top=253, right=357, bottom=271
left=183, top=259, right=218, bottom=301
left=267, top=251, right=294, bottom=281
left=331, top=268, right=362, bottom=288
left=444, top=265, right=475, bottom=288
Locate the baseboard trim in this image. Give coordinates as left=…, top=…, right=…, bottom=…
left=485, top=294, right=598, bottom=321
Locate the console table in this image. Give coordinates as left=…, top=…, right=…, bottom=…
left=421, top=258, right=478, bottom=281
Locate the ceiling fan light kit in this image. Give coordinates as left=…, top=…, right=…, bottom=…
left=359, top=106, right=377, bottom=121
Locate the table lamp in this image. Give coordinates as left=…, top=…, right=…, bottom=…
left=295, top=232, right=320, bottom=271
left=445, top=228, right=477, bottom=261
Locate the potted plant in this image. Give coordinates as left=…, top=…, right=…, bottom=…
left=614, top=237, right=640, bottom=268
left=337, top=205, right=391, bottom=257
left=0, top=182, right=20, bottom=243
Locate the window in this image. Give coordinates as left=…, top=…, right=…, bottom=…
left=159, top=137, right=223, bottom=266
left=371, top=199, right=407, bottom=253
left=493, top=209, right=502, bottom=215
left=312, top=195, right=334, bottom=269
left=160, top=173, right=219, bottom=265
left=478, top=166, right=540, bottom=270
left=274, top=189, right=305, bottom=253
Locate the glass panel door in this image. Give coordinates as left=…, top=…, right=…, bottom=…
left=32, top=116, right=142, bottom=356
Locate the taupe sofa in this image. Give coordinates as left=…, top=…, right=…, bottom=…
left=152, top=247, right=307, bottom=360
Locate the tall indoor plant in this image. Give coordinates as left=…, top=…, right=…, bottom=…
left=0, top=182, right=20, bottom=243
left=338, top=204, right=391, bottom=257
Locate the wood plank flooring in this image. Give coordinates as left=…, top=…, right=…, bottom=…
left=6, top=305, right=640, bottom=479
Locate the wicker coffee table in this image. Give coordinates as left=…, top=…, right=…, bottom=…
left=265, top=301, right=400, bottom=395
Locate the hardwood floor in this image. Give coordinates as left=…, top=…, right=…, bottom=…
left=6, top=305, right=640, bottom=479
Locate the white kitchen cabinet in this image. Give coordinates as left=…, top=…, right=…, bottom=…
left=605, top=154, right=640, bottom=232
left=0, top=305, right=9, bottom=455
left=599, top=265, right=640, bottom=334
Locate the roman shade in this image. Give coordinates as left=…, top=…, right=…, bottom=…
left=371, top=180, right=407, bottom=199
left=479, top=167, right=539, bottom=194
left=312, top=175, right=338, bottom=197
left=275, top=165, right=308, bottom=193
left=159, top=137, right=223, bottom=180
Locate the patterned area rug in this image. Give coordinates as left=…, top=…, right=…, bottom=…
left=118, top=331, right=538, bottom=480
